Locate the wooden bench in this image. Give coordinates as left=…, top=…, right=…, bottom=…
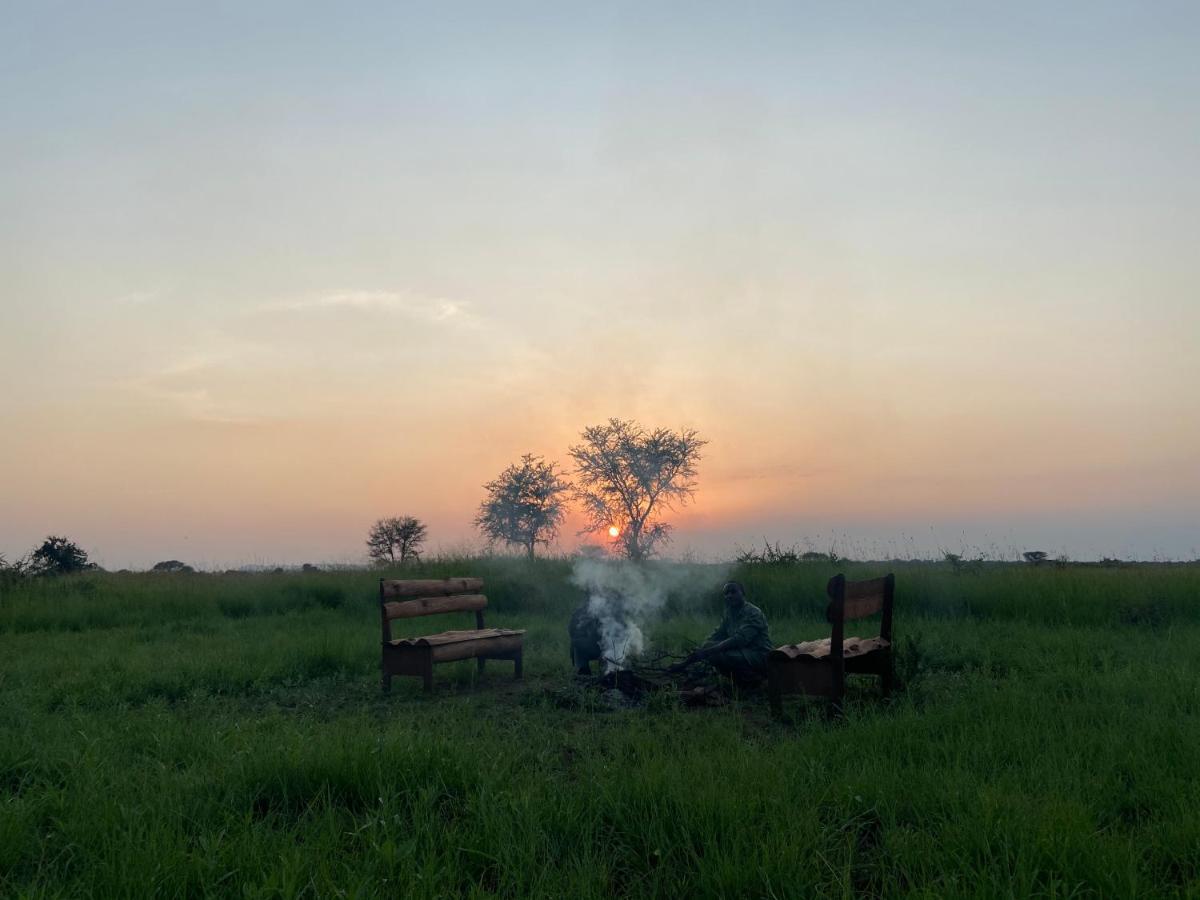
left=768, top=573, right=894, bottom=716
left=379, top=577, right=524, bottom=693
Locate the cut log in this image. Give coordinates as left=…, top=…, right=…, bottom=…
left=388, top=628, right=523, bottom=648
left=380, top=577, right=484, bottom=599
left=430, top=633, right=524, bottom=663
left=384, top=594, right=487, bottom=620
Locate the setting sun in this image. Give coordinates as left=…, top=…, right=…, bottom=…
left=608, top=526, right=620, bottom=538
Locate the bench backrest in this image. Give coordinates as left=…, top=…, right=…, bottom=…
left=825, top=573, right=895, bottom=645
left=379, top=578, right=487, bottom=642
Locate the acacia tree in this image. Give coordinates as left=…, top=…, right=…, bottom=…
left=474, top=454, right=571, bottom=558
left=568, top=418, right=706, bottom=561
left=30, top=535, right=90, bottom=575
left=366, top=516, right=428, bottom=566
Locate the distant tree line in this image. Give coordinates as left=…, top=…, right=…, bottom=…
left=0, top=537, right=212, bottom=582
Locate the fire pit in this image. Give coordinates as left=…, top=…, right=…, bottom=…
left=564, top=559, right=733, bottom=707
left=571, top=653, right=729, bottom=709
left=594, top=666, right=662, bottom=697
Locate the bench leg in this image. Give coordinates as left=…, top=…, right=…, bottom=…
left=827, top=681, right=845, bottom=719
left=828, top=662, right=845, bottom=719
left=827, top=673, right=843, bottom=719
left=381, top=671, right=391, bottom=694
left=513, top=650, right=523, bottom=680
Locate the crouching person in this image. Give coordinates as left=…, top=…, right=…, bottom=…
left=568, top=601, right=603, bottom=675
left=683, top=582, right=773, bottom=683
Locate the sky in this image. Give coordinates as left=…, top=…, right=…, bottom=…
left=2, top=1, right=1198, bottom=568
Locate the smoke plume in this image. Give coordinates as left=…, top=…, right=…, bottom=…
left=570, top=558, right=727, bottom=671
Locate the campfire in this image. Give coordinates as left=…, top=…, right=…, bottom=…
left=574, top=650, right=728, bottom=708
left=565, top=559, right=731, bottom=707
left=593, top=665, right=663, bottom=697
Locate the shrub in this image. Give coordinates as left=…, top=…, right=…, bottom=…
left=0, top=553, right=31, bottom=588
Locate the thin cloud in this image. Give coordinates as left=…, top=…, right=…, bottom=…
left=260, top=290, right=481, bottom=327
left=125, top=381, right=271, bottom=426
left=710, top=463, right=830, bottom=483
left=119, top=338, right=293, bottom=425
left=117, top=290, right=490, bottom=424
left=113, top=289, right=163, bottom=306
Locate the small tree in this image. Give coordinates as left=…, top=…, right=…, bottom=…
left=366, top=517, right=428, bottom=566
left=568, top=418, right=706, bottom=561
left=1022, top=550, right=1048, bottom=565
left=30, top=535, right=90, bottom=575
left=151, top=560, right=194, bottom=574
left=474, top=454, right=571, bottom=558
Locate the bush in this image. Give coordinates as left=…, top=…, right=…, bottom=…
left=0, top=553, right=31, bottom=588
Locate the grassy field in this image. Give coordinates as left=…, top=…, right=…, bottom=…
left=1, top=559, right=1198, bottom=898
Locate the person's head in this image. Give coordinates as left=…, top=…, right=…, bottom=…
left=722, top=581, right=745, bottom=609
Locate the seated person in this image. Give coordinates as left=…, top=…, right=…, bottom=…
left=682, top=581, right=773, bottom=682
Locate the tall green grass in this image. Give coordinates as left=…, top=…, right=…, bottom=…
left=1, top=561, right=1198, bottom=897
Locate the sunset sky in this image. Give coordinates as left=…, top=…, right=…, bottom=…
left=3, top=2, right=1198, bottom=567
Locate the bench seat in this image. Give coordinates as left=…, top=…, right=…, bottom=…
left=388, top=627, right=524, bottom=647
left=771, top=636, right=889, bottom=661
left=388, top=628, right=525, bottom=662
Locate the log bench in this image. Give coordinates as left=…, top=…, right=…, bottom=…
left=768, top=573, right=894, bottom=716
left=380, top=577, right=524, bottom=693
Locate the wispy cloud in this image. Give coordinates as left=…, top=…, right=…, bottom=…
left=710, top=463, right=830, bottom=483
left=119, top=338, right=293, bottom=425
left=113, top=289, right=163, bottom=306
left=130, top=383, right=269, bottom=426
left=117, top=289, right=488, bottom=424
left=122, top=362, right=275, bottom=425
left=260, top=290, right=480, bottom=327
